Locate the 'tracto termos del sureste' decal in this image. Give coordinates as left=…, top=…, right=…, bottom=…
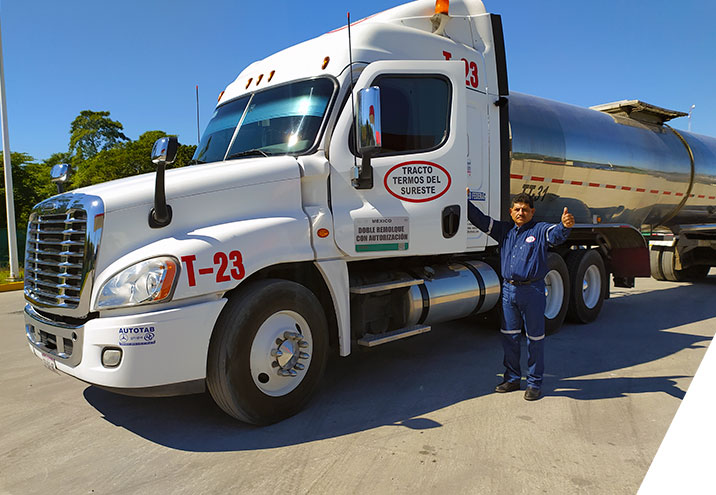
left=384, top=161, right=452, bottom=203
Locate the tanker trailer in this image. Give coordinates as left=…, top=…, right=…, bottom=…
left=506, top=93, right=716, bottom=323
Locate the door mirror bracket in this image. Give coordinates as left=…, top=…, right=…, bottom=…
left=149, top=136, right=178, bottom=228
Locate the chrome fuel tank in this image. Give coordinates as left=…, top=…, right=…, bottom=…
left=508, top=92, right=716, bottom=231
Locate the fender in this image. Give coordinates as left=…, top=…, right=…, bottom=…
left=91, top=215, right=314, bottom=311
left=314, top=259, right=351, bottom=356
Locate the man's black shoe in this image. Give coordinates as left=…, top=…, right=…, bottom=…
left=524, top=387, right=541, bottom=401
left=495, top=380, right=520, bottom=393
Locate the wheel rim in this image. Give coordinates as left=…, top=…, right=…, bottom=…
left=582, top=265, right=602, bottom=309
left=544, top=269, right=564, bottom=319
left=249, top=310, right=313, bottom=397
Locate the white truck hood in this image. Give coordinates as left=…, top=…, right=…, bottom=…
left=70, top=155, right=302, bottom=214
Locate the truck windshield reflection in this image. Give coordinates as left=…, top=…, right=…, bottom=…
left=193, top=78, right=335, bottom=164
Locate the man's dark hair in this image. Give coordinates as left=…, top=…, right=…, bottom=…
left=511, top=192, right=534, bottom=208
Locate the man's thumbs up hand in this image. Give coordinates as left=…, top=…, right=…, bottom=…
left=562, top=207, right=574, bottom=228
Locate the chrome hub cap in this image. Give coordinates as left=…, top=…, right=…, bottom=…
left=582, top=265, right=601, bottom=309
left=544, top=269, right=564, bottom=319
left=250, top=311, right=313, bottom=397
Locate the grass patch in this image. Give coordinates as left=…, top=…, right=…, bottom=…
left=0, top=265, right=23, bottom=285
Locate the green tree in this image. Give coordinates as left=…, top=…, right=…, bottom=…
left=0, top=152, right=50, bottom=230
left=69, top=110, right=129, bottom=161
left=73, top=131, right=196, bottom=188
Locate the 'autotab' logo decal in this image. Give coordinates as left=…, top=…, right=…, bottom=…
left=384, top=161, right=451, bottom=203
left=118, top=326, right=156, bottom=346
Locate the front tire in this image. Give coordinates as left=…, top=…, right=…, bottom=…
left=207, top=279, right=329, bottom=425
left=567, top=249, right=606, bottom=323
left=544, top=253, right=570, bottom=334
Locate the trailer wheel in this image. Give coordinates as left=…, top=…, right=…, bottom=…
left=661, top=248, right=710, bottom=282
left=660, top=248, right=683, bottom=282
left=650, top=246, right=666, bottom=281
left=207, top=279, right=328, bottom=425
left=567, top=249, right=606, bottom=323
left=544, top=253, right=570, bottom=334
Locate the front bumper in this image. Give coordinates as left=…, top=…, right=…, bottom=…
left=25, top=298, right=227, bottom=391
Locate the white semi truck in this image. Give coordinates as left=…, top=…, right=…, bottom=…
left=24, top=0, right=716, bottom=424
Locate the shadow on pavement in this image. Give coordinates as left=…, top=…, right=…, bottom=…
left=83, top=279, right=715, bottom=452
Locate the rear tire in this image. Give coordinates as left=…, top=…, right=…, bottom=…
left=207, top=279, right=328, bottom=425
left=567, top=249, right=606, bottom=323
left=661, top=248, right=709, bottom=282
left=650, top=246, right=666, bottom=281
left=544, top=253, right=570, bottom=334
left=660, top=248, right=681, bottom=282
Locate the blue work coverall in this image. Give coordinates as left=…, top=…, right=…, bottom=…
left=467, top=201, right=571, bottom=388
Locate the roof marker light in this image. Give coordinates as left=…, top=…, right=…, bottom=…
left=322, top=56, right=330, bottom=70
left=431, top=0, right=450, bottom=35
left=435, top=0, right=449, bottom=14
left=268, top=70, right=275, bottom=82
left=217, top=90, right=225, bottom=102
left=245, top=78, right=253, bottom=89
left=257, top=74, right=264, bottom=85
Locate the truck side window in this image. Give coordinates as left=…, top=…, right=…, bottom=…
left=371, top=75, right=450, bottom=156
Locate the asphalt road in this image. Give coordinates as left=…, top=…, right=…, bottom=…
left=2, top=273, right=715, bottom=495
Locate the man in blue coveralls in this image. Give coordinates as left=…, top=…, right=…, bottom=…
left=467, top=192, right=574, bottom=401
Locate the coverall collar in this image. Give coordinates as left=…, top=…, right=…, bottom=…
left=512, top=218, right=537, bottom=233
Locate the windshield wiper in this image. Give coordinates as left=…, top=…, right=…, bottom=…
left=226, top=148, right=271, bottom=160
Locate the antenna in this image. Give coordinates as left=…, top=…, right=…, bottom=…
left=195, top=85, right=200, bottom=145
left=347, top=12, right=359, bottom=186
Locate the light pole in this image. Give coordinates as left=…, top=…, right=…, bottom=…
left=0, top=17, right=20, bottom=281
left=688, top=104, right=695, bottom=132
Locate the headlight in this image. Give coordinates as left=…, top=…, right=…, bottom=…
left=96, top=257, right=179, bottom=309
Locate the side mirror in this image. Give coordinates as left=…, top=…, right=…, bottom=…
left=356, top=86, right=382, bottom=155
left=50, top=163, right=70, bottom=193
left=151, top=136, right=178, bottom=166
left=149, top=136, right=178, bottom=228
left=353, top=86, right=382, bottom=189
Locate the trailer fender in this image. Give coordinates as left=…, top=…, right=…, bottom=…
left=568, top=224, right=650, bottom=278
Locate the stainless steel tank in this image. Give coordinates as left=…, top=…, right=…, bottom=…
left=508, top=92, right=716, bottom=232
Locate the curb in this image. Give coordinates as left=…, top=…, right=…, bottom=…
left=0, top=282, right=23, bottom=292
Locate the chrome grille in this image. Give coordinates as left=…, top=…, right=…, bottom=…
left=25, top=209, right=87, bottom=308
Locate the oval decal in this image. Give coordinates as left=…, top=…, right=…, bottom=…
left=384, top=161, right=452, bottom=203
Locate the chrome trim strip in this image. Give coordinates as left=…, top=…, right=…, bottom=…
left=357, top=325, right=431, bottom=347
left=678, top=224, right=716, bottom=233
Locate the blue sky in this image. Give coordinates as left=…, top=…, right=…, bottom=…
left=2, top=0, right=714, bottom=161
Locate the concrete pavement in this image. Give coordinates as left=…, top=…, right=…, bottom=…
left=1, top=273, right=715, bottom=494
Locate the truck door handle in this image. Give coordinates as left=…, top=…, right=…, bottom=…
left=442, top=205, right=461, bottom=239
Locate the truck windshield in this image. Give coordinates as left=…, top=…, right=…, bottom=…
left=193, top=78, right=335, bottom=164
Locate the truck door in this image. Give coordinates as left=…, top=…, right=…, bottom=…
left=466, top=92, right=491, bottom=251
left=329, top=60, right=468, bottom=257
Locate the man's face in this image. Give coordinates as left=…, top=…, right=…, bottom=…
left=510, top=202, right=535, bottom=227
